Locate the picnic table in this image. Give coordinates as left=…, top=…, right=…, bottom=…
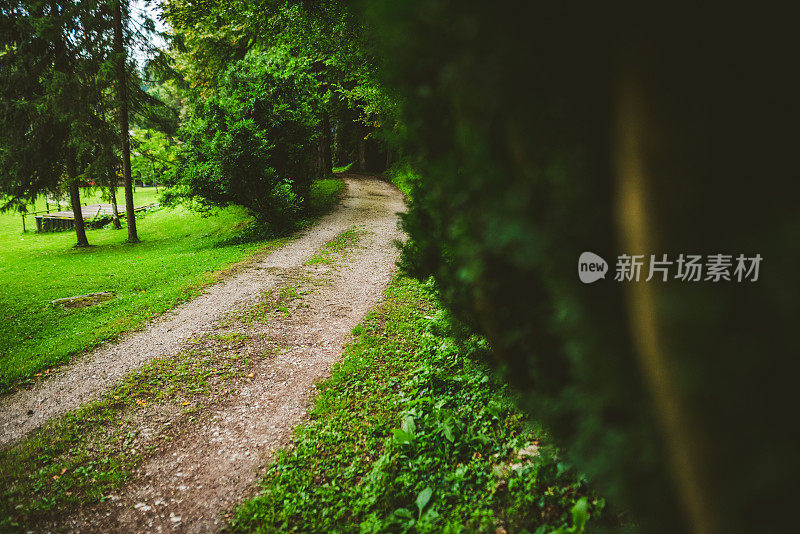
left=30, top=203, right=154, bottom=232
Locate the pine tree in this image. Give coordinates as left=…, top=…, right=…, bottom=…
left=1, top=0, right=118, bottom=247
left=112, top=0, right=138, bottom=243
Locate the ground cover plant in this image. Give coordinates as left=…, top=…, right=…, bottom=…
left=229, top=276, right=618, bottom=533
left=0, top=180, right=343, bottom=393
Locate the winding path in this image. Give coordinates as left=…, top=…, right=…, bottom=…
left=3, top=175, right=404, bottom=531
left=0, top=178, right=404, bottom=531
left=0, top=176, right=401, bottom=450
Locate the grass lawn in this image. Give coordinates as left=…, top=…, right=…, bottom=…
left=0, top=180, right=343, bottom=393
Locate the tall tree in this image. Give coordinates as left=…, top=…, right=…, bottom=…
left=162, top=0, right=392, bottom=200
left=1, top=0, right=117, bottom=247
left=113, top=0, right=138, bottom=242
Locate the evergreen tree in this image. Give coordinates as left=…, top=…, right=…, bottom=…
left=0, top=0, right=118, bottom=247
left=113, top=0, right=138, bottom=242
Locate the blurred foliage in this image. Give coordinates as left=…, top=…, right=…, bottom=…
left=361, top=2, right=799, bottom=533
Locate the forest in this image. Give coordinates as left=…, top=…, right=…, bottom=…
left=1, top=1, right=798, bottom=533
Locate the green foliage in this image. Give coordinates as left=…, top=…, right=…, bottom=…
left=130, top=129, right=175, bottom=184
left=0, top=0, right=118, bottom=211
left=385, top=161, right=419, bottom=197
left=333, top=161, right=354, bottom=173
left=164, top=0, right=396, bottom=176
left=363, top=2, right=800, bottom=533
left=229, top=277, right=614, bottom=533
left=164, top=50, right=320, bottom=230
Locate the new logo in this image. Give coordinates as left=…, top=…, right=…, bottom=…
left=578, top=252, right=608, bottom=284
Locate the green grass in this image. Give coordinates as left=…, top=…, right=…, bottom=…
left=304, top=226, right=363, bottom=266
left=333, top=161, right=354, bottom=173
left=385, top=162, right=417, bottom=197
left=0, top=180, right=344, bottom=393
left=229, top=276, right=616, bottom=533
left=305, top=179, right=345, bottom=215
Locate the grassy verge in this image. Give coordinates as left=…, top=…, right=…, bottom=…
left=385, top=162, right=417, bottom=197
left=0, top=179, right=344, bottom=393
left=229, top=276, right=615, bottom=533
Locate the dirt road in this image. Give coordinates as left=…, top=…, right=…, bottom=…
left=0, top=175, right=404, bottom=532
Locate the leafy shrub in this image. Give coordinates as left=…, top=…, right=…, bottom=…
left=164, top=50, right=320, bottom=232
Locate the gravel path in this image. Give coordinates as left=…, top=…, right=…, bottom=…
left=0, top=176, right=403, bottom=454
left=52, top=174, right=403, bottom=532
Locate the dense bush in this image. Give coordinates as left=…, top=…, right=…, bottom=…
left=363, top=2, right=799, bottom=533
left=164, top=50, right=320, bottom=231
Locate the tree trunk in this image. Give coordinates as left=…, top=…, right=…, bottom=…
left=358, top=136, right=366, bottom=172
left=110, top=186, right=121, bottom=229
left=332, top=115, right=341, bottom=167
left=114, top=0, right=138, bottom=243
left=68, top=158, right=89, bottom=247
left=321, top=111, right=332, bottom=177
